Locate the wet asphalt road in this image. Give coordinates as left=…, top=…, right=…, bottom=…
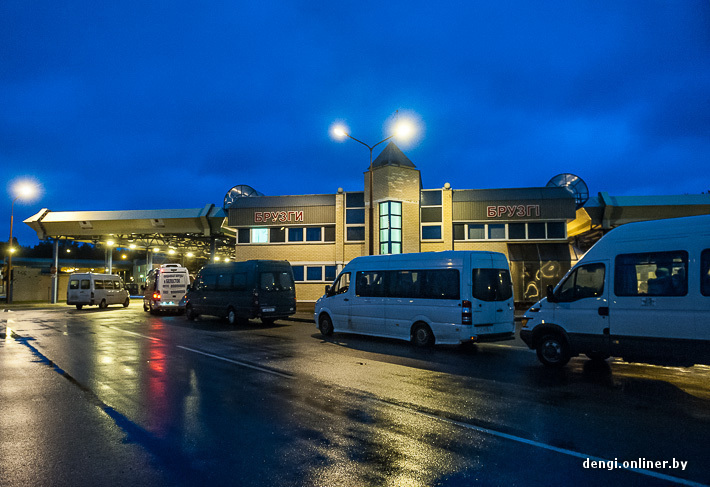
left=1, top=303, right=709, bottom=486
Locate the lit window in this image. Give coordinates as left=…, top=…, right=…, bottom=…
left=251, top=228, right=268, bottom=243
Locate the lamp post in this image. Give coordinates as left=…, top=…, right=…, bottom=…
left=332, top=119, right=415, bottom=255
left=6, top=180, right=39, bottom=303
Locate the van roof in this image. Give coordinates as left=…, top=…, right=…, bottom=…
left=346, top=250, right=507, bottom=267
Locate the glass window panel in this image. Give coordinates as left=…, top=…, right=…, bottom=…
left=238, top=228, right=250, bottom=244
left=390, top=215, right=401, bottom=229
left=454, top=224, right=465, bottom=241
left=379, top=215, right=389, bottom=228
left=391, top=243, right=401, bottom=254
left=614, top=251, right=688, bottom=297
left=421, top=226, right=442, bottom=240
left=346, top=208, right=365, bottom=224
left=420, top=190, right=442, bottom=206
left=380, top=229, right=390, bottom=242
left=306, top=266, right=323, bottom=281
left=391, top=201, right=402, bottom=215
left=701, top=249, right=710, bottom=297
left=270, top=227, right=285, bottom=243
left=547, top=222, right=566, bottom=239
left=346, top=192, right=364, bottom=208
left=391, top=229, right=401, bottom=241
left=288, top=227, right=303, bottom=242
left=509, top=223, right=526, bottom=240
left=528, top=222, right=546, bottom=239
left=251, top=228, right=268, bottom=243
left=347, top=226, right=365, bottom=241
left=468, top=224, right=485, bottom=240
left=380, top=243, right=388, bottom=254
left=306, top=227, right=322, bottom=241
left=324, top=226, right=336, bottom=242
left=291, top=266, right=304, bottom=282
left=325, top=266, right=337, bottom=282
left=488, top=224, right=506, bottom=240
left=421, top=207, right=442, bottom=223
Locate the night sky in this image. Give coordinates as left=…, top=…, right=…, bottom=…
left=3, top=1, right=709, bottom=246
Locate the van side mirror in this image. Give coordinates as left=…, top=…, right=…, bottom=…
left=324, top=285, right=331, bottom=296
left=546, top=285, right=556, bottom=302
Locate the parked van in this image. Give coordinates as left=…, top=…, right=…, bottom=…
left=142, top=264, right=191, bottom=314
left=314, top=251, right=515, bottom=347
left=521, top=214, right=710, bottom=367
left=183, top=260, right=296, bottom=325
left=67, top=273, right=130, bottom=310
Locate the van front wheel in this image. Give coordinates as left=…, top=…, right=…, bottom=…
left=76, top=304, right=83, bottom=310
left=412, top=323, right=434, bottom=348
left=99, top=299, right=107, bottom=309
left=123, top=298, right=130, bottom=308
left=536, top=334, right=570, bottom=367
left=319, top=315, right=334, bottom=337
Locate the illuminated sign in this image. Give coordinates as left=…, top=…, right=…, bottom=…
left=254, top=211, right=304, bottom=223
left=487, top=205, right=540, bottom=218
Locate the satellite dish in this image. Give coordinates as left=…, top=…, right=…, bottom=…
left=546, top=173, right=589, bottom=209
left=223, top=185, right=264, bottom=209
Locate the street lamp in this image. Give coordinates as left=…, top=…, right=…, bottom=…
left=331, top=118, right=416, bottom=255
left=6, top=180, right=39, bottom=303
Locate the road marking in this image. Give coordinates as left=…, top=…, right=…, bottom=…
left=387, top=402, right=706, bottom=487
left=177, top=345, right=294, bottom=379
left=107, top=326, right=162, bottom=341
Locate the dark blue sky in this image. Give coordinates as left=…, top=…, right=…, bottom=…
left=3, top=1, right=709, bottom=245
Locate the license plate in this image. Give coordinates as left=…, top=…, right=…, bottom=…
left=262, top=307, right=275, bottom=312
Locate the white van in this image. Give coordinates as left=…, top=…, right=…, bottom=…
left=67, top=273, right=130, bottom=310
left=314, top=251, right=515, bottom=347
left=521, top=214, right=710, bottom=367
left=142, top=264, right=191, bottom=314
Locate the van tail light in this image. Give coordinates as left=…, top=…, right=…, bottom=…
left=462, top=300, right=472, bottom=325
left=152, top=292, right=161, bottom=301
left=252, top=290, right=260, bottom=313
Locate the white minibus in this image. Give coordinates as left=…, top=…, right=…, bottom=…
left=314, top=251, right=515, bottom=347
left=142, top=264, right=191, bottom=314
left=521, top=214, right=710, bottom=367
left=67, top=273, right=130, bottom=309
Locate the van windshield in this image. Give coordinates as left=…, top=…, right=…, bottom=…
left=260, top=271, right=294, bottom=292
left=472, top=268, right=513, bottom=302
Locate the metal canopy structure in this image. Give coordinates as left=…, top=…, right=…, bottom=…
left=23, top=204, right=235, bottom=259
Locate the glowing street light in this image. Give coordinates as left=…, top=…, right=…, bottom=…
left=330, top=116, right=417, bottom=255
left=6, top=179, right=40, bottom=303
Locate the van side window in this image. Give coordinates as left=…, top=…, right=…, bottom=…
left=95, top=280, right=104, bottom=290
left=104, top=280, right=114, bottom=290
left=356, top=271, right=386, bottom=297
left=330, top=272, right=351, bottom=295
left=615, top=251, right=688, bottom=297
left=392, top=269, right=460, bottom=300
left=81, top=279, right=90, bottom=290
left=202, top=274, right=217, bottom=291
left=260, top=271, right=294, bottom=292
left=701, top=249, right=710, bottom=297
left=70, top=280, right=79, bottom=290
left=556, top=263, right=605, bottom=302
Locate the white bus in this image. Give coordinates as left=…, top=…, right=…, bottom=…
left=521, top=214, right=710, bottom=367
left=314, top=251, right=515, bottom=347
left=142, top=264, right=191, bottom=314
left=67, top=273, right=130, bottom=310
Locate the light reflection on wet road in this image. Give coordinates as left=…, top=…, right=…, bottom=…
left=2, top=304, right=709, bottom=486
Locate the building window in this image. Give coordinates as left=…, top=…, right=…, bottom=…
left=306, top=266, right=323, bottom=281
left=270, top=227, right=285, bottom=243
left=306, top=227, right=322, bottom=242
left=292, top=266, right=304, bottom=281
left=346, top=192, right=366, bottom=242
left=422, top=225, right=442, bottom=240
left=288, top=228, right=304, bottom=242
left=238, top=228, right=250, bottom=243
left=251, top=228, right=268, bottom=243
left=379, top=201, right=402, bottom=254
left=454, top=222, right=568, bottom=241
left=292, top=264, right=339, bottom=283
left=488, top=224, right=506, bottom=240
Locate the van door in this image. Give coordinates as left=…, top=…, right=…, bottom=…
left=77, top=277, right=91, bottom=304
left=611, top=251, right=692, bottom=361
left=551, top=261, right=610, bottom=356
left=471, top=267, right=514, bottom=325
left=352, top=270, right=387, bottom=335
left=325, top=272, right=352, bottom=330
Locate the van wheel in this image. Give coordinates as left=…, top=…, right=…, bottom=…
left=123, top=298, right=130, bottom=308
left=319, top=315, right=334, bottom=337
left=412, top=323, right=434, bottom=348
left=143, top=303, right=149, bottom=312
left=185, top=305, right=198, bottom=321
left=227, top=308, right=237, bottom=325
left=536, top=334, right=571, bottom=367
left=76, top=304, right=83, bottom=310
left=99, top=299, right=107, bottom=309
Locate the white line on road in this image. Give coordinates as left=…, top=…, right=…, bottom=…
left=176, top=345, right=294, bottom=379
left=391, top=402, right=707, bottom=487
